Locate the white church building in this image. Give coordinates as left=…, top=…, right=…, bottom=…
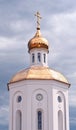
left=7, top=12, right=70, bottom=130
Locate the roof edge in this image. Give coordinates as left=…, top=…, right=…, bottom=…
left=7, top=78, right=70, bottom=91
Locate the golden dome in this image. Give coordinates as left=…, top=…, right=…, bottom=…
left=28, top=29, right=49, bottom=52
left=8, top=66, right=70, bottom=89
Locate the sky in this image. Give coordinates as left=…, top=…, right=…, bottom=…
left=0, top=0, right=76, bottom=130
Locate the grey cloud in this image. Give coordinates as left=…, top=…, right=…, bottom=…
left=0, top=124, right=8, bottom=130
left=0, top=0, right=76, bottom=39
left=70, top=106, right=76, bottom=123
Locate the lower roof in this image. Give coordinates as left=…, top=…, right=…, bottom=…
left=8, top=66, right=70, bottom=86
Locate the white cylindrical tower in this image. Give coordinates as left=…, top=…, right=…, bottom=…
left=7, top=12, right=70, bottom=130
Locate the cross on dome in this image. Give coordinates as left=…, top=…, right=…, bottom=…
left=35, top=12, right=42, bottom=30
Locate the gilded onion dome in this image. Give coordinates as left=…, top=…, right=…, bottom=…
left=28, top=29, right=49, bottom=52
left=28, top=12, right=49, bottom=52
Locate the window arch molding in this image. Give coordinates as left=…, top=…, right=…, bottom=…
left=12, top=91, right=23, bottom=130
left=32, top=89, right=48, bottom=130
left=57, top=91, right=65, bottom=103
left=32, top=88, right=47, bottom=97
left=32, top=88, right=48, bottom=102
left=57, top=91, right=66, bottom=130
left=13, top=91, right=23, bottom=103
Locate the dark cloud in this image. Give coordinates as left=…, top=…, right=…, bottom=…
left=70, top=106, right=76, bottom=129
left=0, top=124, right=8, bottom=130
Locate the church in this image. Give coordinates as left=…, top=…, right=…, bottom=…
left=7, top=12, right=70, bottom=130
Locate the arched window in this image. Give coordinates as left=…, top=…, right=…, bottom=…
left=38, top=53, right=41, bottom=62
left=43, top=54, right=46, bottom=63
left=57, top=92, right=66, bottom=130
left=16, top=110, right=22, bottom=130
left=37, top=111, right=42, bottom=130
left=32, top=53, right=35, bottom=63
left=58, top=110, right=63, bottom=130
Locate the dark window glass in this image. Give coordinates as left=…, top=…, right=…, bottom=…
left=43, top=54, right=46, bottom=63
left=58, top=96, right=62, bottom=103
left=38, top=53, right=41, bottom=62
left=32, top=53, right=35, bottom=63
left=18, top=96, right=22, bottom=103
left=38, top=111, right=42, bottom=130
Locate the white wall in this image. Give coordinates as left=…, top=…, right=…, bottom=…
left=9, top=79, right=69, bottom=130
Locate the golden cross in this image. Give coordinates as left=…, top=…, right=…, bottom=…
left=35, top=12, right=42, bottom=29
